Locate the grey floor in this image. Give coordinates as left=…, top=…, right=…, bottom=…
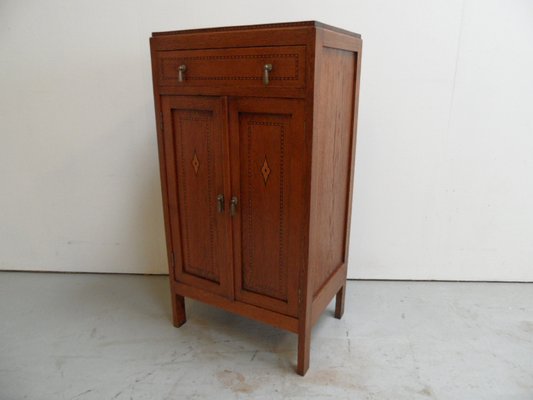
left=0, top=273, right=532, bottom=400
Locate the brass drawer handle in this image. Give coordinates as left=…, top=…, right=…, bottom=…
left=217, top=194, right=225, bottom=213
left=178, top=64, right=187, bottom=82
left=230, top=196, right=238, bottom=217
left=263, top=64, right=273, bottom=85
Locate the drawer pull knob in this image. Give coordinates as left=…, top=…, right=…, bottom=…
left=230, top=196, right=238, bottom=217
left=217, top=194, right=225, bottom=213
left=263, top=64, right=273, bottom=85
left=178, top=64, right=187, bottom=82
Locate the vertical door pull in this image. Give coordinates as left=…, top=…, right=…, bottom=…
left=217, top=194, right=225, bottom=213
left=230, top=196, right=238, bottom=216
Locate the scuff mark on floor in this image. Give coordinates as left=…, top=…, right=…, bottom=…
left=71, top=388, right=93, bottom=399
left=250, top=350, right=258, bottom=361
left=216, top=369, right=255, bottom=393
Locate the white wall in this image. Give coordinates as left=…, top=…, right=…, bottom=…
left=1, top=0, right=532, bottom=280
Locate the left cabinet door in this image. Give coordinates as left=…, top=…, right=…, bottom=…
left=161, top=96, right=233, bottom=299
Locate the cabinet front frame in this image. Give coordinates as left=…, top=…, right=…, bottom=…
left=152, top=25, right=316, bottom=322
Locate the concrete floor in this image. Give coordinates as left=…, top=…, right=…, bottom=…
left=0, top=273, right=532, bottom=400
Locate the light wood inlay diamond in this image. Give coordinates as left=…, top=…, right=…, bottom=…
left=192, top=151, right=200, bottom=174
left=261, top=156, right=271, bottom=184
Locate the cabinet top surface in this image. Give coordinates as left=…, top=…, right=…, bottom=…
left=151, top=20, right=361, bottom=39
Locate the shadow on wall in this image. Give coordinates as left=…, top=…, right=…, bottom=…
left=125, top=101, right=168, bottom=275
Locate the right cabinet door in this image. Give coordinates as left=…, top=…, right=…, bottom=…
left=229, top=98, right=308, bottom=317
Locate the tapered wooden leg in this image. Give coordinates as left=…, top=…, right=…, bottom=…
left=171, top=292, right=186, bottom=327
left=334, top=284, right=346, bottom=319
left=297, top=327, right=311, bottom=376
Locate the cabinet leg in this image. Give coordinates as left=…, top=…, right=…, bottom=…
left=297, top=328, right=311, bottom=376
left=334, top=284, right=346, bottom=319
left=171, top=292, right=186, bottom=327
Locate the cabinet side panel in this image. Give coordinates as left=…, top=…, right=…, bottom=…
left=310, top=46, right=356, bottom=297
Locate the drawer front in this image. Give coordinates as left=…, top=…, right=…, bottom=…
left=157, top=46, right=306, bottom=89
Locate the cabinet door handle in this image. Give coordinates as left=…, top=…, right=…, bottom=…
left=178, top=64, right=187, bottom=82
left=230, top=196, right=238, bottom=217
left=217, top=194, right=225, bottom=213
left=263, top=63, right=273, bottom=85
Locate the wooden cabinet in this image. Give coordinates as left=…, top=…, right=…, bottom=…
left=150, top=21, right=362, bottom=375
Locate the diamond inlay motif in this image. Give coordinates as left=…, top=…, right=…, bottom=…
left=261, top=156, right=271, bottom=184
left=192, top=151, right=200, bottom=175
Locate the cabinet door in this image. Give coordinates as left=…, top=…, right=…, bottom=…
left=161, top=96, right=233, bottom=299
left=229, top=98, right=308, bottom=316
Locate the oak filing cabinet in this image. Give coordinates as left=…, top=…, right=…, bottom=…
left=149, top=21, right=362, bottom=375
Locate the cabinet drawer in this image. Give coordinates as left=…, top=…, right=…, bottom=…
left=156, top=46, right=306, bottom=89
